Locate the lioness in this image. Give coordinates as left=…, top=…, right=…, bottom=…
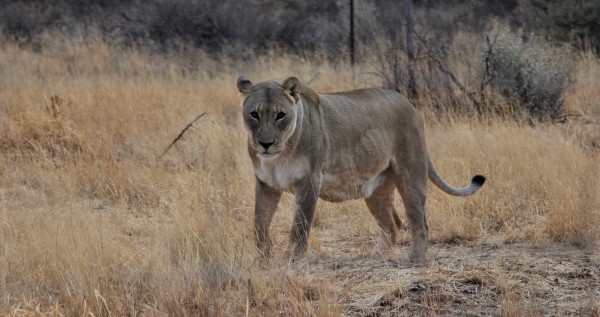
left=237, top=76, right=485, bottom=263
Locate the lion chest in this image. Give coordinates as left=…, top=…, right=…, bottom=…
left=254, top=157, right=308, bottom=191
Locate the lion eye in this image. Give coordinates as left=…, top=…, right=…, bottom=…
left=276, top=112, right=286, bottom=120
left=250, top=111, right=259, bottom=119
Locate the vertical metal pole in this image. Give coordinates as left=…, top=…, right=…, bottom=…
left=350, top=0, right=355, bottom=66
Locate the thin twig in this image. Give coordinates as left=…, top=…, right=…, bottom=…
left=413, top=31, right=465, bottom=91
left=414, top=30, right=483, bottom=111
left=481, top=33, right=498, bottom=92
left=160, top=112, right=208, bottom=159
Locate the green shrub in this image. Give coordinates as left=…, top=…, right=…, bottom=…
left=487, top=28, right=574, bottom=121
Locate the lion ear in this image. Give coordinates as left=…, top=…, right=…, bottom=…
left=283, top=77, right=302, bottom=103
left=237, top=76, right=254, bottom=93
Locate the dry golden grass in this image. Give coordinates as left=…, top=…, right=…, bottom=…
left=0, top=37, right=599, bottom=316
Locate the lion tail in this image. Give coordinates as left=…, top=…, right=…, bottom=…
left=427, top=155, right=486, bottom=196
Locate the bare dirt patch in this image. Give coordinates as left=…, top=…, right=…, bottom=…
left=284, top=238, right=599, bottom=316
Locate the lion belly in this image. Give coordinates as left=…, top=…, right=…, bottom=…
left=319, top=165, right=390, bottom=202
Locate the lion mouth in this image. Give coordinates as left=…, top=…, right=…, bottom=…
left=254, top=141, right=282, bottom=159
left=257, top=151, right=278, bottom=159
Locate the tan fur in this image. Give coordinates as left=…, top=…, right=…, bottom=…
left=237, top=76, right=485, bottom=263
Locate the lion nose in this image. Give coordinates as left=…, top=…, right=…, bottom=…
left=258, top=141, right=274, bottom=150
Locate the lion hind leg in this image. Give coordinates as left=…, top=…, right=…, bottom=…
left=394, top=175, right=428, bottom=264
left=392, top=208, right=402, bottom=231
left=364, top=174, right=399, bottom=252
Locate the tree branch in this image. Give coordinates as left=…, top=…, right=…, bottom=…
left=160, top=112, right=209, bottom=159
left=413, top=30, right=483, bottom=112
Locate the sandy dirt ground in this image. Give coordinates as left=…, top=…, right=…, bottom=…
left=284, top=235, right=599, bottom=316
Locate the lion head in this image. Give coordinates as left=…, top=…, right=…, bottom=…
left=237, top=76, right=303, bottom=158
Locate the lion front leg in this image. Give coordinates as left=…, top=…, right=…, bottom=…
left=287, top=175, right=321, bottom=258
left=254, top=178, right=283, bottom=258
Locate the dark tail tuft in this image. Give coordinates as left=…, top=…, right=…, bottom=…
left=471, top=175, right=486, bottom=186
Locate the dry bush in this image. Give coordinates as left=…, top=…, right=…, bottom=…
left=486, top=27, right=574, bottom=121
left=0, top=36, right=598, bottom=315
